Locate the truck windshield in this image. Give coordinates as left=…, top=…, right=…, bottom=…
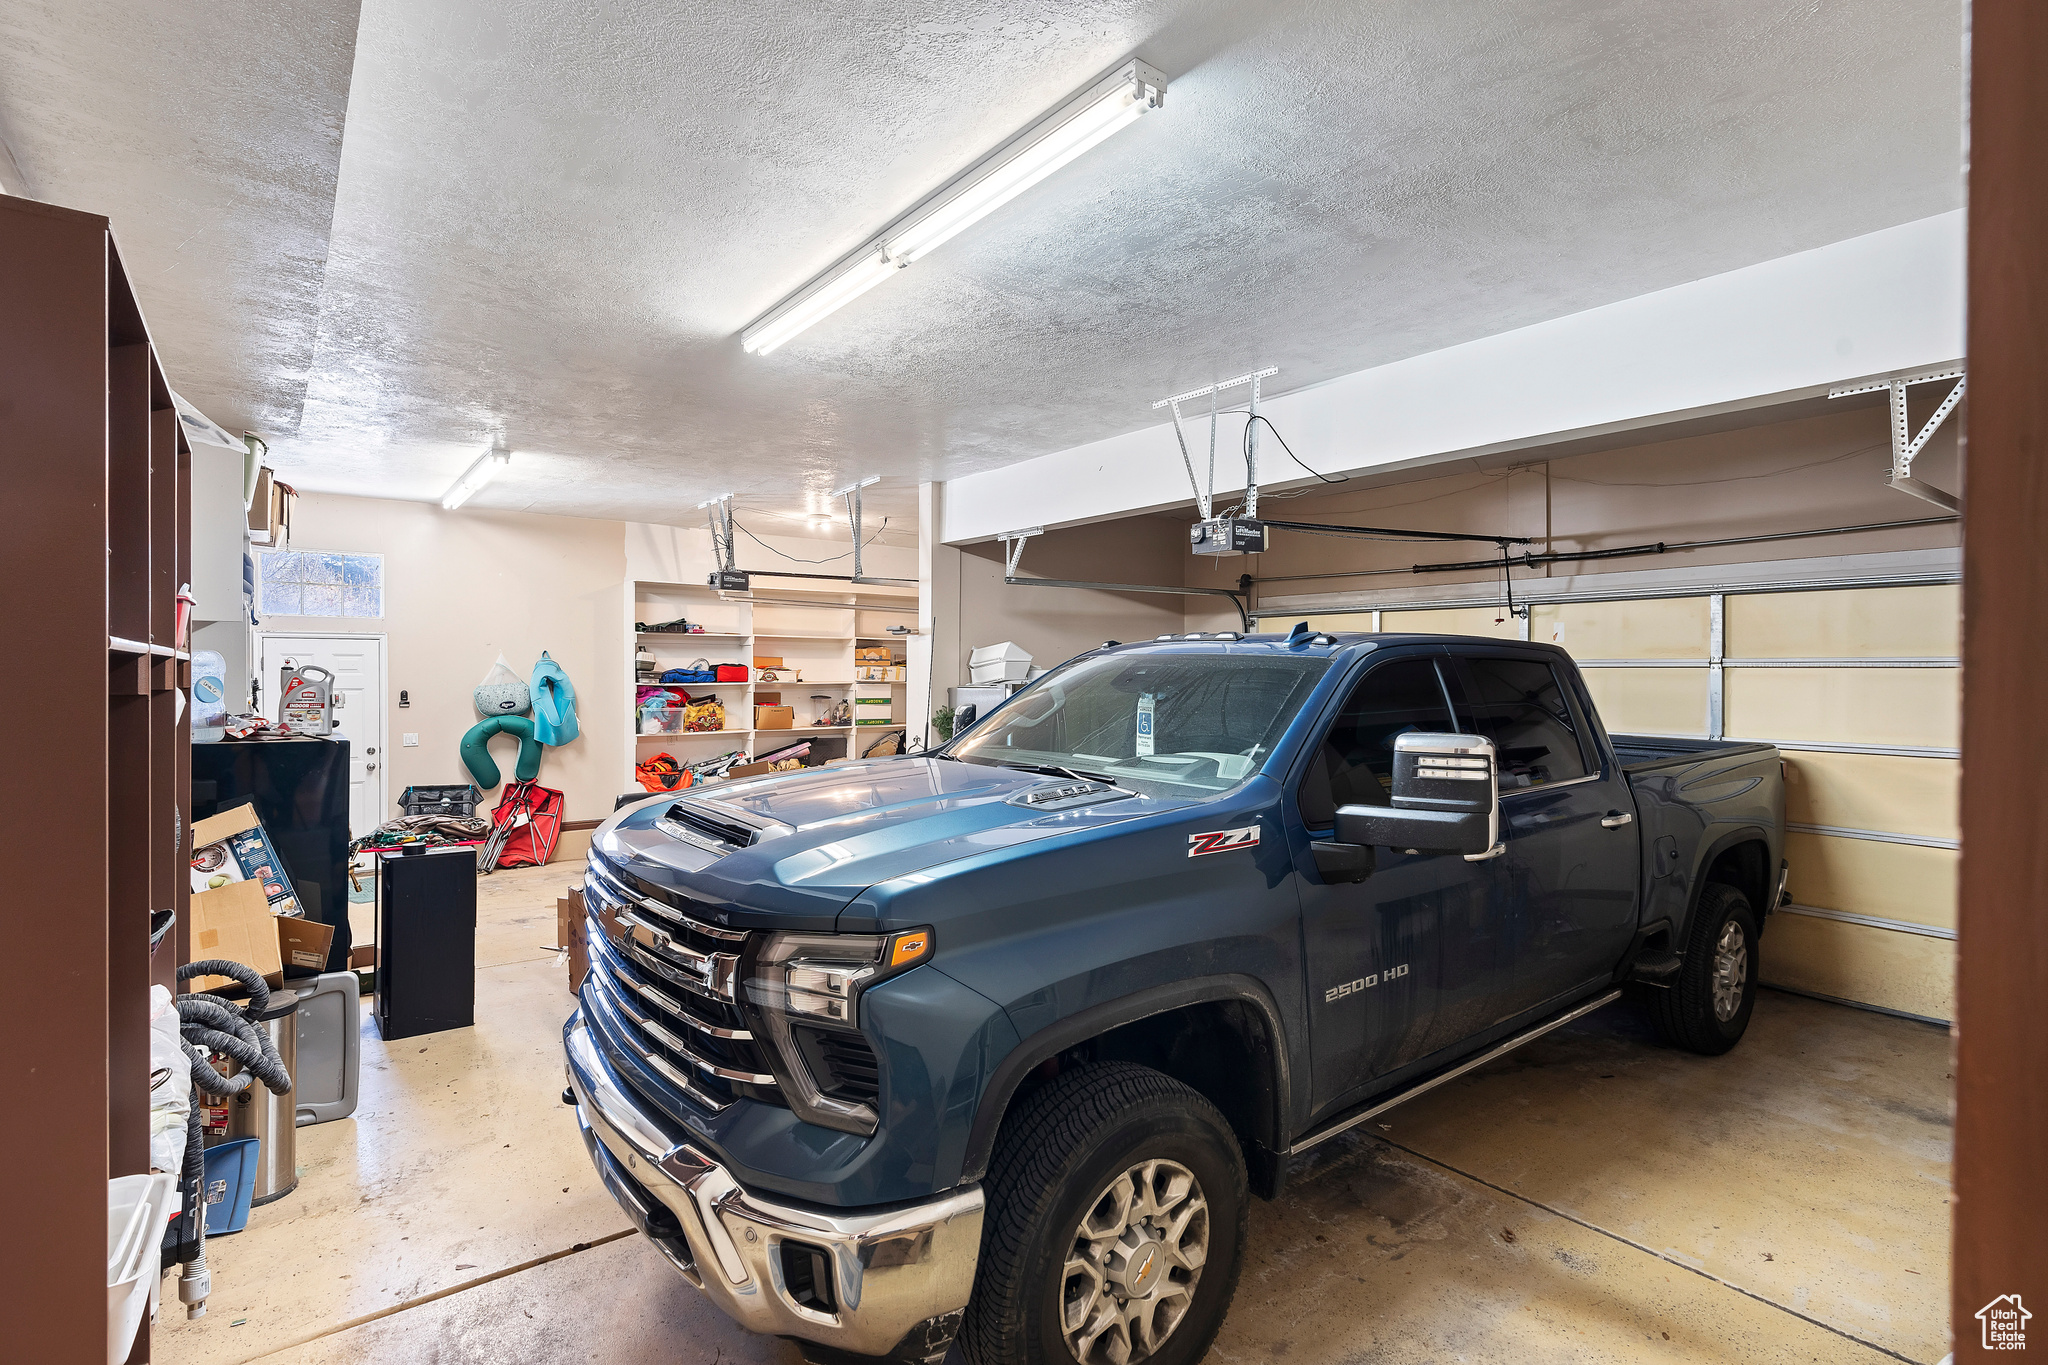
left=948, top=651, right=1332, bottom=796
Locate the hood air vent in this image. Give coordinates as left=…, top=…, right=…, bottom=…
left=658, top=801, right=759, bottom=854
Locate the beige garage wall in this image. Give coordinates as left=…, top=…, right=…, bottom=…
left=260, top=492, right=629, bottom=826
left=949, top=519, right=1191, bottom=680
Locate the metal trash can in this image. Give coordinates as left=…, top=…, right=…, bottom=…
left=225, top=989, right=299, bottom=1205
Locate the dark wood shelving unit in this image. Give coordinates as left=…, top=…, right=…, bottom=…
left=4, top=194, right=193, bottom=1364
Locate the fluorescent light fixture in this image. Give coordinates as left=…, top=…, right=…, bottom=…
left=442, top=442, right=510, bottom=510
left=740, top=56, right=1166, bottom=356
left=743, top=251, right=901, bottom=356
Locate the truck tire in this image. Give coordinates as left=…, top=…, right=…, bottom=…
left=961, top=1061, right=1248, bottom=1365
left=1651, top=881, right=1759, bottom=1055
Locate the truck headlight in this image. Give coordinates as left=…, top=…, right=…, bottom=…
left=740, top=928, right=933, bottom=1135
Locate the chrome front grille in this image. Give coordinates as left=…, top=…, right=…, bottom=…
left=582, top=856, right=782, bottom=1114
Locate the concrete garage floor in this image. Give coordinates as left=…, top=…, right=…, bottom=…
left=158, top=862, right=1952, bottom=1365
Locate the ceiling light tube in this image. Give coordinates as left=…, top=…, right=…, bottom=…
left=442, top=441, right=510, bottom=510
left=743, top=250, right=901, bottom=355
left=739, top=56, right=1166, bottom=355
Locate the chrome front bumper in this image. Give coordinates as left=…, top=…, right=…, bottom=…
left=564, top=1013, right=984, bottom=1363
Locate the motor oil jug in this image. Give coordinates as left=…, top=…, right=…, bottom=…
left=278, top=663, right=341, bottom=736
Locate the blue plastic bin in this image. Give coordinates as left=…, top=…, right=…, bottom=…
left=201, top=1137, right=260, bottom=1235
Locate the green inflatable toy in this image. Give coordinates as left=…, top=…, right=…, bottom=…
left=460, top=715, right=543, bottom=790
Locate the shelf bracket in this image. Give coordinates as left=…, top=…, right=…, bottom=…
left=1830, top=364, right=1964, bottom=512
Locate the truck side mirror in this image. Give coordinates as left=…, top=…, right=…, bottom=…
left=1336, top=733, right=1503, bottom=860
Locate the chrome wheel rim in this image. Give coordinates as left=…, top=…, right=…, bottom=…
left=1061, top=1159, right=1209, bottom=1365
left=1711, top=919, right=1748, bottom=1022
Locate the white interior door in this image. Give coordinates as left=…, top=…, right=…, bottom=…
left=259, top=633, right=387, bottom=839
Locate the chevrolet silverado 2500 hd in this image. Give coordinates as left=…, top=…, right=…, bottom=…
left=564, top=628, right=1786, bottom=1365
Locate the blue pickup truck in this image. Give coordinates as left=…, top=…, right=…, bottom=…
left=564, top=627, right=1786, bottom=1365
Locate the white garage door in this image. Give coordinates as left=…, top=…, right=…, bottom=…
left=1288, top=582, right=1959, bottom=1021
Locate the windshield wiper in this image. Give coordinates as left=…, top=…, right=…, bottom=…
left=997, top=760, right=1124, bottom=786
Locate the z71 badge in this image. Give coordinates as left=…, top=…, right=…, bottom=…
left=1188, top=826, right=1260, bottom=857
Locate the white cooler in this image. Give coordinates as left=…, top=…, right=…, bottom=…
left=969, top=641, right=1032, bottom=684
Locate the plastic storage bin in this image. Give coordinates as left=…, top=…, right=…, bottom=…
left=108, top=1172, right=175, bottom=1362
left=294, top=970, right=362, bottom=1126
left=200, top=1137, right=260, bottom=1235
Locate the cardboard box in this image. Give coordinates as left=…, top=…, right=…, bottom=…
left=560, top=886, right=589, bottom=993
left=754, top=704, right=795, bottom=729
left=856, top=646, right=894, bottom=663
left=755, top=690, right=782, bottom=706
left=752, top=655, right=784, bottom=670
left=185, top=879, right=335, bottom=992
left=190, top=802, right=302, bottom=917
left=969, top=641, right=1033, bottom=684
left=725, top=759, right=779, bottom=779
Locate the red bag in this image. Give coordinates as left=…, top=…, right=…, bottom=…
left=715, top=664, right=749, bottom=682
left=483, top=779, right=565, bottom=870
left=636, top=753, right=693, bottom=792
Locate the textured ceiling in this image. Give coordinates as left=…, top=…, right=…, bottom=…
left=0, top=0, right=361, bottom=434
left=3, top=1, right=1963, bottom=548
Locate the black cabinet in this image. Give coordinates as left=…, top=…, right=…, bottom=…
left=191, top=737, right=352, bottom=973
left=372, top=847, right=477, bottom=1041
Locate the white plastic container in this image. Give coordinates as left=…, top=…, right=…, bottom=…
left=968, top=641, right=1032, bottom=684
left=108, top=1173, right=175, bottom=1362
left=190, top=648, right=228, bottom=743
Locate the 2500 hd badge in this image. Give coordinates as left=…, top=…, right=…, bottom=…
left=1327, top=963, right=1410, bottom=1002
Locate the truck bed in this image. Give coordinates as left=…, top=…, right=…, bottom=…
left=1611, top=734, right=1784, bottom=938
left=1610, top=734, right=1777, bottom=773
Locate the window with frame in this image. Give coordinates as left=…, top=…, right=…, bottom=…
left=257, top=550, right=384, bottom=618
left=1457, top=656, right=1590, bottom=790
left=1297, top=657, right=1458, bottom=828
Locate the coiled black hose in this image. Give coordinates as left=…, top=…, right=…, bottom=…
left=169, top=959, right=293, bottom=1317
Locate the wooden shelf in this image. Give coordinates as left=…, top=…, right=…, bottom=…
left=629, top=583, right=900, bottom=788
left=638, top=630, right=747, bottom=639
left=14, top=195, right=193, bottom=1362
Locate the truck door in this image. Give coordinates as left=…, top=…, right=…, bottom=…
left=1291, top=652, right=1475, bottom=1116
left=1446, top=651, right=1641, bottom=1023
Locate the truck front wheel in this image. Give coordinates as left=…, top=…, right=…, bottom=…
left=961, top=1062, right=1248, bottom=1365
left=1651, top=881, right=1760, bottom=1054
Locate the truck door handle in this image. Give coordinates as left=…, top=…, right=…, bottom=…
left=1600, top=812, right=1633, bottom=829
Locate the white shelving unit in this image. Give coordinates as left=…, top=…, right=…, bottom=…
left=628, top=579, right=913, bottom=786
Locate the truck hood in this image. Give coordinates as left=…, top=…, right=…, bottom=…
left=592, top=757, right=1195, bottom=929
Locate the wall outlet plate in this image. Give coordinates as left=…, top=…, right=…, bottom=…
left=402, top=733, right=419, bottom=747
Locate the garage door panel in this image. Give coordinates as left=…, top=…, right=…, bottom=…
left=1382, top=607, right=1521, bottom=639
left=1727, top=585, right=1960, bottom=658
left=1287, top=614, right=1375, bottom=635
left=1762, top=913, right=1953, bottom=1021
left=1725, top=667, right=1958, bottom=748
left=1531, top=596, right=1709, bottom=659
left=1784, top=831, right=1956, bottom=929
left=1783, top=752, right=1960, bottom=840
left=1579, top=666, right=1708, bottom=736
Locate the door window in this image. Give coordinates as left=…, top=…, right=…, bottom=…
left=1458, top=657, right=1590, bottom=790
left=1298, top=657, right=1457, bottom=827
